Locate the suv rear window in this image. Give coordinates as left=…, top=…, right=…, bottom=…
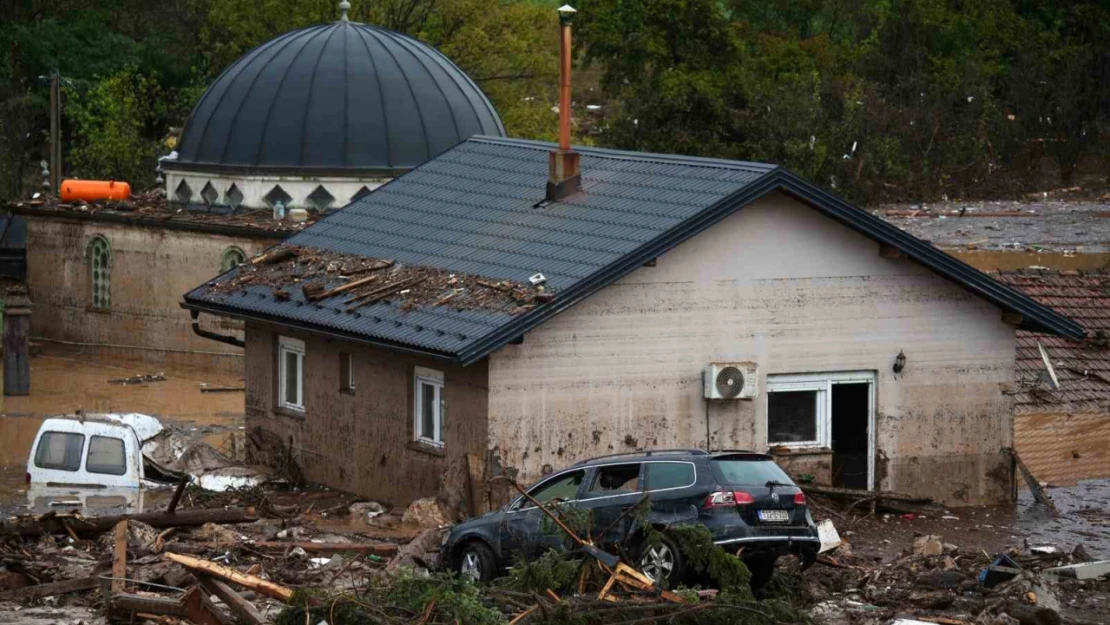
left=86, top=436, right=127, bottom=475
left=34, top=432, right=85, bottom=471
left=711, top=457, right=793, bottom=486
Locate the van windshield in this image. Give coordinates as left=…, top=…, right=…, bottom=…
left=710, top=457, right=793, bottom=486
left=34, top=432, right=85, bottom=471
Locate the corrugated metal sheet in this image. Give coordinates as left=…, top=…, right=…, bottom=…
left=184, top=137, right=1085, bottom=360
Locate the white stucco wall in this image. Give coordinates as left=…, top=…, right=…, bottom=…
left=487, top=192, right=1017, bottom=505
left=163, top=170, right=389, bottom=210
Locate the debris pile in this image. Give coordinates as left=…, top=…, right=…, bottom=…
left=6, top=191, right=318, bottom=233
left=212, top=245, right=553, bottom=315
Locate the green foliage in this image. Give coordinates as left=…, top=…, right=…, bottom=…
left=277, top=571, right=504, bottom=625
left=665, top=525, right=753, bottom=593
left=577, top=0, right=1110, bottom=203
left=65, top=67, right=163, bottom=184
left=503, top=549, right=583, bottom=594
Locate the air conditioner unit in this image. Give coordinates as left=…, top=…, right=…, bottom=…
left=703, top=362, right=759, bottom=400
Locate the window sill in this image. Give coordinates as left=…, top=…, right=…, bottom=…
left=407, top=440, right=445, bottom=458
left=85, top=306, right=112, bottom=315
left=769, top=446, right=832, bottom=456
left=274, top=406, right=306, bottom=420
left=339, top=388, right=355, bottom=396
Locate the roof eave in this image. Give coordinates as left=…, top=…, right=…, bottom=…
left=181, top=298, right=462, bottom=364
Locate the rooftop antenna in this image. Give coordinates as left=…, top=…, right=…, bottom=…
left=339, top=0, right=351, bottom=21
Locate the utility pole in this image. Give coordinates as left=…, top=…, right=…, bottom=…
left=48, top=71, right=60, bottom=193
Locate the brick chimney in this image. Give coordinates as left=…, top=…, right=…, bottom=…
left=547, top=5, right=580, bottom=202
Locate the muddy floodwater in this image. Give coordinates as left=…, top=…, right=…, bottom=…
left=0, top=347, right=245, bottom=513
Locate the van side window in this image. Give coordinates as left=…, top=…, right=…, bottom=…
left=586, top=464, right=641, bottom=497
left=86, top=436, right=127, bottom=476
left=645, top=462, right=695, bottom=491
left=34, top=432, right=85, bottom=471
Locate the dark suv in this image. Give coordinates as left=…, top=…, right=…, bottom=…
left=443, top=449, right=819, bottom=588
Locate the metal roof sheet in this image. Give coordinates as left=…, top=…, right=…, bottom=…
left=184, top=136, right=1085, bottom=362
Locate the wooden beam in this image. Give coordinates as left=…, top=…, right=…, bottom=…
left=0, top=576, right=98, bottom=602
left=164, top=553, right=294, bottom=603
left=111, top=587, right=226, bottom=625
left=879, top=243, right=903, bottom=259
left=1002, top=310, right=1024, bottom=326
left=112, top=520, right=128, bottom=594
left=201, top=577, right=266, bottom=625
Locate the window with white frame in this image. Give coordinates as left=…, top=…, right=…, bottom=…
left=339, top=352, right=354, bottom=392
left=766, top=372, right=875, bottom=448
left=413, top=367, right=444, bottom=447
left=278, top=336, right=305, bottom=411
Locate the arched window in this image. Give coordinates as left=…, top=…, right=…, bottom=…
left=88, top=236, right=111, bottom=310
left=220, top=246, right=247, bottom=272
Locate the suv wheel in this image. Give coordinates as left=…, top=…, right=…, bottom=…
left=638, top=534, right=685, bottom=587
left=457, top=541, right=496, bottom=582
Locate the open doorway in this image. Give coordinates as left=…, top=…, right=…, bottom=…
left=831, top=383, right=870, bottom=489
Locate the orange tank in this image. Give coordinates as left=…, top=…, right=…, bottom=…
left=60, top=179, right=131, bottom=203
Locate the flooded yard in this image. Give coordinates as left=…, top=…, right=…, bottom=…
left=0, top=346, right=244, bottom=513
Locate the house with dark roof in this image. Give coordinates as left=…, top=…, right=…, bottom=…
left=183, top=135, right=1084, bottom=509
left=993, top=270, right=1110, bottom=487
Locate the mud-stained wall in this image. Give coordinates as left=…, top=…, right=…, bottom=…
left=243, top=324, right=489, bottom=506
left=488, top=192, right=1017, bottom=505
left=23, top=216, right=271, bottom=373
left=1015, top=410, right=1110, bottom=486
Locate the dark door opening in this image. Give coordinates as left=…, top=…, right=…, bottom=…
left=831, top=383, right=869, bottom=489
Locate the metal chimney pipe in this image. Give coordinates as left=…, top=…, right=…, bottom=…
left=557, top=6, right=575, bottom=152
left=546, top=5, right=581, bottom=203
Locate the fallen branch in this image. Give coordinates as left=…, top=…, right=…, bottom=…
left=250, top=247, right=295, bottom=265
left=308, top=273, right=381, bottom=301
left=165, top=552, right=294, bottom=603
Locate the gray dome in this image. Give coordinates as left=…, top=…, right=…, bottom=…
left=173, top=21, right=506, bottom=176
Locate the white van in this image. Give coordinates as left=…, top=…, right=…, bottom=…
left=25, top=415, right=155, bottom=512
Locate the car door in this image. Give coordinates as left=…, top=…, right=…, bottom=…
left=576, top=463, right=644, bottom=549
left=498, top=469, right=587, bottom=561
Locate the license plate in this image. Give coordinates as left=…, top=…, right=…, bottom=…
left=758, top=509, right=790, bottom=523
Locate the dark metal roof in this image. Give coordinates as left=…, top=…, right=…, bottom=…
left=171, top=20, right=505, bottom=176
left=183, top=136, right=1085, bottom=363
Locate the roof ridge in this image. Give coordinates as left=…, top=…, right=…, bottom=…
left=466, top=136, right=778, bottom=173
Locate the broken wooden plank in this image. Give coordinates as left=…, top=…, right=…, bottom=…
left=111, top=587, right=226, bottom=625
left=201, top=577, right=266, bottom=625
left=164, top=552, right=294, bottom=603
left=253, top=541, right=398, bottom=556
left=308, top=273, right=380, bottom=301
left=167, top=476, right=189, bottom=514
left=1011, top=449, right=1057, bottom=512
left=250, top=247, right=295, bottom=265
left=800, top=484, right=934, bottom=503
left=0, top=576, right=98, bottom=602
left=112, top=520, right=128, bottom=594
left=199, top=386, right=246, bottom=393
left=3, top=506, right=257, bottom=537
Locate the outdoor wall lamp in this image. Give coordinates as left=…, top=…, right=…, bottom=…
left=893, top=349, right=906, bottom=374
left=557, top=4, right=577, bottom=24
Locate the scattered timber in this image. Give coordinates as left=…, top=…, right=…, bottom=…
left=164, top=552, right=294, bottom=602
left=0, top=576, right=99, bottom=602
left=200, top=577, right=267, bottom=625
left=111, top=587, right=226, bottom=625
left=3, top=506, right=257, bottom=537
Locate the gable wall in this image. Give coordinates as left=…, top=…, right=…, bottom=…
left=488, top=192, right=1017, bottom=505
